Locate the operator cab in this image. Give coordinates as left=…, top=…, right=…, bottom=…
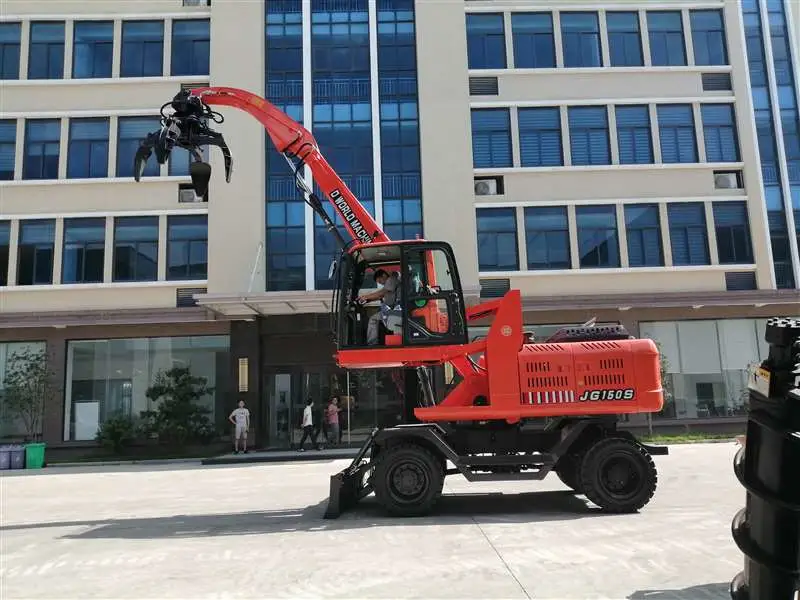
left=332, top=241, right=468, bottom=350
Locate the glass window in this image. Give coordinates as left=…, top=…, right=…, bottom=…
left=28, top=22, right=64, bottom=79
left=0, top=22, right=21, bottom=79
left=471, top=108, right=512, bottom=168
left=668, top=203, right=709, bottom=265
left=167, top=214, right=208, bottom=280
left=576, top=205, right=620, bottom=268
left=511, top=13, right=555, bottom=69
left=72, top=21, right=113, bottom=79
left=0, top=221, right=9, bottom=286
left=17, top=219, right=55, bottom=286
left=524, top=206, right=570, bottom=270
left=518, top=107, right=562, bottom=167
left=561, top=12, right=602, bottom=68
left=67, top=118, right=109, bottom=179
left=624, top=204, right=663, bottom=267
left=121, top=20, right=164, bottom=77
left=117, top=117, right=160, bottom=178
left=657, top=104, right=697, bottom=163
left=0, top=119, right=16, bottom=180
left=713, top=201, right=754, bottom=264
left=647, top=11, right=686, bottom=66
left=466, top=14, right=506, bottom=69
left=606, top=12, right=643, bottom=67
left=113, top=216, right=159, bottom=282
left=1, top=341, right=47, bottom=440
left=476, top=207, right=518, bottom=271
left=23, top=119, right=61, bottom=180
left=702, top=104, right=740, bottom=163
left=62, top=217, right=105, bottom=284
left=568, top=106, right=610, bottom=166
left=616, top=105, right=653, bottom=164
left=690, top=9, right=728, bottom=66
left=171, top=19, right=210, bottom=76
left=64, top=336, right=230, bottom=441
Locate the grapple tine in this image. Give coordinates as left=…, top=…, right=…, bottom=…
left=133, top=132, right=158, bottom=182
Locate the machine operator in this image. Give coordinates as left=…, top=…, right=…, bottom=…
left=358, top=269, right=400, bottom=345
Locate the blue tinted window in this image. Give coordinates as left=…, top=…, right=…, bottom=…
left=67, top=118, right=109, bottom=179
left=476, top=208, right=518, bottom=271
left=568, top=106, right=610, bottom=166
left=121, top=21, right=164, bottom=77
left=524, top=206, right=570, bottom=269
left=511, top=13, right=555, bottom=69
left=171, top=19, right=210, bottom=76
left=616, top=105, right=653, bottom=164
left=561, top=12, right=602, bottom=68
left=690, top=9, right=727, bottom=66
left=657, top=104, right=697, bottom=163
left=668, top=203, right=709, bottom=265
left=117, top=117, right=160, bottom=178
left=471, top=108, right=512, bottom=168
left=73, top=21, right=113, bottom=78
left=576, top=205, right=619, bottom=268
left=113, top=216, right=159, bottom=282
left=28, top=22, right=64, bottom=79
left=713, top=201, right=753, bottom=264
left=62, top=218, right=105, bottom=284
left=625, top=204, right=663, bottom=267
left=466, top=14, right=506, bottom=69
left=0, top=220, right=8, bottom=286
left=0, top=119, right=16, bottom=180
left=702, top=104, right=740, bottom=162
left=0, top=22, right=21, bottom=79
left=606, top=12, right=643, bottom=67
left=23, top=119, right=60, bottom=180
left=167, top=215, right=208, bottom=280
left=518, top=107, right=562, bottom=167
left=648, top=11, right=686, bottom=66
left=17, top=220, right=55, bottom=285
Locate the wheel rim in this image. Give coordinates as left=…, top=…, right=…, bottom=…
left=387, top=458, right=430, bottom=505
left=597, top=452, right=645, bottom=501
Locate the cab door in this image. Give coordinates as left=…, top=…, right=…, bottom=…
left=401, top=243, right=468, bottom=347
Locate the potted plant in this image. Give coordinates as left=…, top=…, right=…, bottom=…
left=3, top=346, right=54, bottom=469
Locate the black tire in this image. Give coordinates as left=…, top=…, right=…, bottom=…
left=555, top=453, right=584, bottom=493
left=372, top=442, right=445, bottom=517
left=579, top=437, right=657, bottom=513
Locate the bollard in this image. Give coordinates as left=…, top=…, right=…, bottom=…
left=730, top=317, right=800, bottom=600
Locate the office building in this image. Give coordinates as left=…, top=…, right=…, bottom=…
left=0, top=0, right=798, bottom=452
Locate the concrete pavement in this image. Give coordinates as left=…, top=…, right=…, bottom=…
left=0, top=442, right=744, bottom=599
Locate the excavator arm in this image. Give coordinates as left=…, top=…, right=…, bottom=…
left=133, top=86, right=389, bottom=249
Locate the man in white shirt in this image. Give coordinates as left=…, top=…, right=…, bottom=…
left=297, top=397, right=320, bottom=451
left=228, top=400, right=250, bottom=454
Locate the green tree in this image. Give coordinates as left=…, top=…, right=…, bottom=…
left=2, top=347, right=54, bottom=442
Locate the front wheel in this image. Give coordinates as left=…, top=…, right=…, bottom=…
left=579, top=437, right=658, bottom=513
left=372, top=442, right=444, bottom=517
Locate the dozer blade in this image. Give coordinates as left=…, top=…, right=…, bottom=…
left=323, top=429, right=379, bottom=519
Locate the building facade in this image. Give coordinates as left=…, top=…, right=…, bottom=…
left=0, top=0, right=798, bottom=452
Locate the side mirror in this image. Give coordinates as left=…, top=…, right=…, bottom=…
left=328, top=257, right=337, bottom=280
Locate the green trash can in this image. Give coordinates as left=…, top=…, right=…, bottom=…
left=24, top=442, right=46, bottom=469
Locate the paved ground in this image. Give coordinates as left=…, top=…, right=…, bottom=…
left=1, top=443, right=743, bottom=600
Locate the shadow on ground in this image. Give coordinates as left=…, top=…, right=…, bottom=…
left=628, top=582, right=730, bottom=599
left=0, top=490, right=609, bottom=539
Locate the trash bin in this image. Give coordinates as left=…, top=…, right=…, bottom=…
left=24, top=442, right=46, bottom=470
left=0, top=445, right=11, bottom=470
left=9, top=445, right=25, bottom=470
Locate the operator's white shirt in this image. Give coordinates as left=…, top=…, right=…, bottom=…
left=302, top=405, right=313, bottom=427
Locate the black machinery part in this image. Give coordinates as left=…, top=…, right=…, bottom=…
left=730, top=317, right=800, bottom=600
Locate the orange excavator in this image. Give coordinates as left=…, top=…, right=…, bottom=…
left=135, top=86, right=669, bottom=519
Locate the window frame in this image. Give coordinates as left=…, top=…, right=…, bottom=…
left=606, top=11, right=644, bottom=67
left=647, top=10, right=687, bottom=66
left=23, top=118, right=61, bottom=181
left=471, top=108, right=513, bottom=169
left=120, top=20, right=165, bottom=78
left=511, top=12, right=556, bottom=69
left=27, top=21, right=64, bottom=80
left=476, top=207, right=519, bottom=272
left=524, top=206, right=571, bottom=270
left=713, top=201, right=754, bottom=265
left=667, top=202, right=710, bottom=266
left=0, top=119, right=16, bottom=180
left=72, top=20, right=114, bottom=79
left=560, top=11, right=603, bottom=68
left=624, top=204, right=664, bottom=267
left=67, top=117, right=110, bottom=179
left=657, top=104, right=698, bottom=164
left=112, top=215, right=159, bottom=282
left=518, top=107, right=563, bottom=167
left=16, top=219, right=56, bottom=286
left=575, top=204, right=620, bottom=268
left=166, top=214, right=209, bottom=281
left=0, top=22, right=21, bottom=80
left=466, top=13, right=507, bottom=70
left=170, top=18, right=211, bottom=76
left=568, top=105, right=611, bottom=166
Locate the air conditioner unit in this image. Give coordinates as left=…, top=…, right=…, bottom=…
left=179, top=188, right=200, bottom=203
left=474, top=179, right=498, bottom=196
left=714, top=172, right=741, bottom=189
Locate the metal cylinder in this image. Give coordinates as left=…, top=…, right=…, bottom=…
left=730, top=317, right=800, bottom=600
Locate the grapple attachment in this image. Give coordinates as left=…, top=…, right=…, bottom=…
left=133, top=89, right=233, bottom=197
left=323, top=428, right=379, bottom=519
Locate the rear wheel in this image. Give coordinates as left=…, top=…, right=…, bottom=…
left=579, top=437, right=657, bottom=513
left=372, top=442, right=445, bottom=517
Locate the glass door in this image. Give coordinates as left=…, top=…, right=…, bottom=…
left=263, top=369, right=304, bottom=449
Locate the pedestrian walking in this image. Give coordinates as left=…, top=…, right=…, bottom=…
left=297, top=397, right=320, bottom=451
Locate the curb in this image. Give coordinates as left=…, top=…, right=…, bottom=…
left=47, top=457, right=205, bottom=468
left=202, top=450, right=359, bottom=466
